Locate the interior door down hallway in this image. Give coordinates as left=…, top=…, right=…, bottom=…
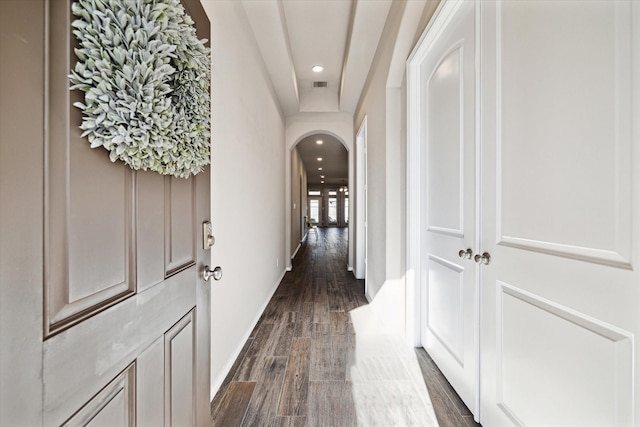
left=1, top=0, right=212, bottom=425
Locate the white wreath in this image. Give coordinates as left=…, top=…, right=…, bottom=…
left=69, top=0, right=211, bottom=178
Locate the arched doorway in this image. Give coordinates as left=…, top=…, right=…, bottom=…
left=287, top=131, right=352, bottom=272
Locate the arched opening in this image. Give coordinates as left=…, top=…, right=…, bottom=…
left=288, top=131, right=351, bottom=271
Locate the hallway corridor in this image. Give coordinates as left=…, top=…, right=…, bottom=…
left=211, top=228, right=479, bottom=427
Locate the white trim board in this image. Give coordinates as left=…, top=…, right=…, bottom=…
left=405, top=0, right=461, bottom=348
left=291, top=242, right=302, bottom=259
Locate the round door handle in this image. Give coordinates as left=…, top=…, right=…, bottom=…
left=474, top=252, right=491, bottom=265
left=203, top=265, right=222, bottom=281
left=458, top=248, right=474, bottom=260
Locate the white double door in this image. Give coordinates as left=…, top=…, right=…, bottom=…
left=418, top=1, right=639, bottom=425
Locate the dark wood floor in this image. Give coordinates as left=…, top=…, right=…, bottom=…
left=211, top=227, right=480, bottom=427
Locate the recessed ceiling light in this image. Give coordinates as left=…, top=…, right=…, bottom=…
left=321, top=181, right=325, bottom=184
left=317, top=157, right=323, bottom=161
left=316, top=140, right=323, bottom=145
left=318, top=167, right=323, bottom=171
left=312, top=65, right=323, bottom=73
left=320, top=175, right=325, bottom=178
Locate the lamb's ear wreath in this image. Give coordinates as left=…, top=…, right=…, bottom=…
left=69, top=0, right=211, bottom=178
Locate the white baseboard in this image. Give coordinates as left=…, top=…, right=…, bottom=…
left=347, top=265, right=353, bottom=272
left=210, top=269, right=285, bottom=400
left=291, top=243, right=301, bottom=259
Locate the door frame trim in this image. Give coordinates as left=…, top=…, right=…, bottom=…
left=407, top=0, right=481, bottom=419
left=406, top=0, right=459, bottom=348
left=355, top=116, right=367, bottom=284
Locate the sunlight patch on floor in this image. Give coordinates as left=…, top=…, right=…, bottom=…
left=348, top=304, right=440, bottom=426
left=367, top=277, right=406, bottom=336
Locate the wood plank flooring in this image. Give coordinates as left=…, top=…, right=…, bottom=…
left=211, top=227, right=481, bottom=427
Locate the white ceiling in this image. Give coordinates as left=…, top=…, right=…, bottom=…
left=296, top=134, right=348, bottom=186
left=241, top=0, right=392, bottom=115
left=241, top=0, right=393, bottom=185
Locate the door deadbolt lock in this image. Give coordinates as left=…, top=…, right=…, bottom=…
left=203, top=222, right=215, bottom=250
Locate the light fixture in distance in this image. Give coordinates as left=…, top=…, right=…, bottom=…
left=318, top=167, right=323, bottom=171
left=312, top=65, right=323, bottom=73
left=317, top=157, right=323, bottom=161
left=316, top=140, right=323, bottom=145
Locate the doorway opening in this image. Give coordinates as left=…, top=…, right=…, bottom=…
left=289, top=132, right=350, bottom=267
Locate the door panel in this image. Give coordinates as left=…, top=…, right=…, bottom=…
left=137, top=173, right=168, bottom=292
left=0, top=1, right=211, bottom=425
left=165, top=311, right=196, bottom=427
left=46, top=3, right=136, bottom=336
left=62, top=365, right=136, bottom=427
left=426, top=255, right=465, bottom=363
left=498, top=282, right=632, bottom=426
left=166, top=176, right=197, bottom=275
left=497, top=0, right=632, bottom=267
left=67, top=141, right=132, bottom=302
left=480, top=1, right=639, bottom=425
left=137, top=338, right=165, bottom=427
left=420, top=0, right=477, bottom=414
left=426, top=47, right=463, bottom=235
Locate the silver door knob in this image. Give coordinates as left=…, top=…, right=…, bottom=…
left=203, top=265, right=222, bottom=281
left=458, top=248, right=473, bottom=260
left=474, top=252, right=491, bottom=265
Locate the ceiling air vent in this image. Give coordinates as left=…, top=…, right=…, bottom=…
left=312, top=81, right=328, bottom=88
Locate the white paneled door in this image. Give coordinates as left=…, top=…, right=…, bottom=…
left=419, top=0, right=478, bottom=416
left=0, top=1, right=212, bottom=425
left=479, top=1, right=639, bottom=425
left=410, top=0, right=640, bottom=425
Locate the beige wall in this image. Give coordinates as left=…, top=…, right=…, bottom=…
left=353, top=0, right=439, bottom=332
left=205, top=0, right=287, bottom=398
left=354, top=1, right=405, bottom=301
